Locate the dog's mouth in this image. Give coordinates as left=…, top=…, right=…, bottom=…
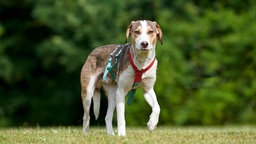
left=138, top=46, right=153, bottom=51
left=132, top=42, right=154, bottom=52
left=140, top=49, right=149, bottom=51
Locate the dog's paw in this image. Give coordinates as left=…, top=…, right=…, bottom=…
left=147, top=121, right=156, bottom=131
left=147, top=112, right=159, bottom=131
left=117, top=128, right=126, bottom=136
left=118, top=132, right=126, bottom=137
left=82, top=127, right=90, bottom=134
left=107, top=130, right=115, bottom=136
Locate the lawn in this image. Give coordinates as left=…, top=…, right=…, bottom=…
left=0, top=126, right=255, bottom=144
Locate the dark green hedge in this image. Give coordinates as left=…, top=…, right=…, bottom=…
left=0, top=0, right=256, bottom=126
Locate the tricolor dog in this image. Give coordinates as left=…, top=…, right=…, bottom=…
left=80, top=20, right=162, bottom=136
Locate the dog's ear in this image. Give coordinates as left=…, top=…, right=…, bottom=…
left=154, top=22, right=163, bottom=44
left=125, top=21, right=134, bottom=43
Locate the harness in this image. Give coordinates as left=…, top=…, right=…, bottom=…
left=102, top=45, right=124, bottom=81
left=127, top=50, right=156, bottom=104
left=102, top=44, right=156, bottom=105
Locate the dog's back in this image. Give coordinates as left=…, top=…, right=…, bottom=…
left=81, top=45, right=117, bottom=89
left=80, top=44, right=130, bottom=91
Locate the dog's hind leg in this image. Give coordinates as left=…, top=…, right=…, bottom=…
left=81, top=75, right=98, bottom=133
left=103, top=84, right=117, bottom=135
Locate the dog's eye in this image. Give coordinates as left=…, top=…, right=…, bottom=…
left=134, top=30, right=140, bottom=34
left=148, top=30, right=154, bottom=34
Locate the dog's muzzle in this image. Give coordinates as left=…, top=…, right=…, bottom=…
left=141, top=41, right=149, bottom=48
left=140, top=41, right=151, bottom=51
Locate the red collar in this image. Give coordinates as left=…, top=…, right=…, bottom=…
left=128, top=50, right=156, bottom=84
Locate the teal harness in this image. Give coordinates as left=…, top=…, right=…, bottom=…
left=102, top=45, right=123, bottom=81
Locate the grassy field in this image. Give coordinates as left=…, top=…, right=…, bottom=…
left=0, top=126, right=256, bottom=144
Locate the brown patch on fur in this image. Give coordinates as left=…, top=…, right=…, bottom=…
left=116, top=44, right=131, bottom=75
left=80, top=45, right=119, bottom=99
left=126, top=21, right=141, bottom=42
left=146, top=21, right=163, bottom=44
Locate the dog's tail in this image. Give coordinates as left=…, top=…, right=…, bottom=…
left=93, top=89, right=100, bottom=120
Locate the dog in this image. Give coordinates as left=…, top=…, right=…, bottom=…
left=80, top=20, right=162, bottom=136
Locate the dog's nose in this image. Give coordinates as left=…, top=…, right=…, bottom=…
left=141, top=41, right=149, bottom=48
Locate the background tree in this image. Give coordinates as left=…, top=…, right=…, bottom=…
left=0, top=0, right=256, bottom=127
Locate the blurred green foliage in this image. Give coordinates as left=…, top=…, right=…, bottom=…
left=1, top=0, right=256, bottom=127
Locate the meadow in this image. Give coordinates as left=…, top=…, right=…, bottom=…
left=0, top=126, right=255, bottom=144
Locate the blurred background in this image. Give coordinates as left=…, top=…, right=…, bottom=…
left=1, top=0, right=256, bottom=127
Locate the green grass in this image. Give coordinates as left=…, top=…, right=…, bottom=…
left=0, top=126, right=256, bottom=144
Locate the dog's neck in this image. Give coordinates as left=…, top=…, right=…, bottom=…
left=130, top=45, right=156, bottom=70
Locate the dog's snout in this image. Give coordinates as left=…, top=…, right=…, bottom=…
left=141, top=41, right=149, bottom=48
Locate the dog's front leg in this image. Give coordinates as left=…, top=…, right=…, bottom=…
left=116, top=88, right=126, bottom=136
left=144, top=88, right=160, bottom=131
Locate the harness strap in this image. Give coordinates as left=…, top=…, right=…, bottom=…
left=127, top=50, right=156, bottom=105
left=103, top=45, right=123, bottom=81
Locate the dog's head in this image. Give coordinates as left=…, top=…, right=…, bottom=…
left=126, top=20, right=162, bottom=51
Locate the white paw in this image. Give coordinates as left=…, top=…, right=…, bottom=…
left=147, top=112, right=159, bottom=131
left=107, top=130, right=115, bottom=135
left=118, top=131, right=126, bottom=136
left=82, top=127, right=90, bottom=133
left=118, top=127, right=126, bottom=136
left=147, top=120, right=156, bottom=131
left=117, top=120, right=126, bottom=136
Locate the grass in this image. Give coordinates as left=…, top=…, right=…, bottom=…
left=0, top=126, right=256, bottom=144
